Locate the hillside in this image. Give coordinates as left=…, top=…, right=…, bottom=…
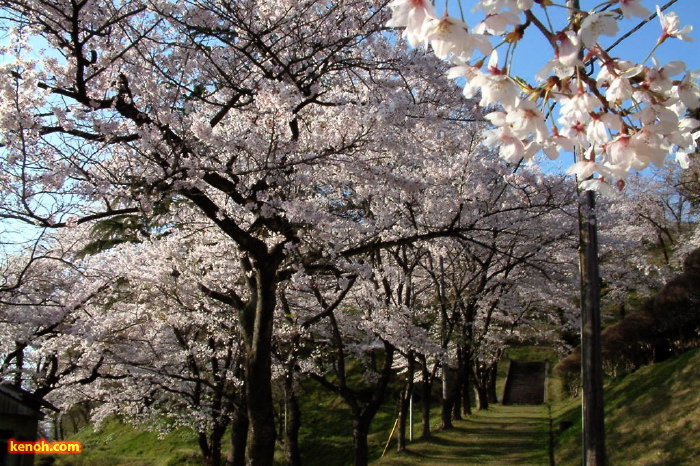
left=554, top=348, right=700, bottom=465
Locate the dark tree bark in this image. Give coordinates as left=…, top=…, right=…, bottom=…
left=243, top=265, right=279, bottom=466
left=418, top=354, right=432, bottom=439
left=283, top=368, right=302, bottom=466
left=487, top=363, right=499, bottom=405
left=397, top=351, right=415, bottom=451
left=461, top=354, right=472, bottom=416
left=473, top=364, right=490, bottom=411
left=440, top=363, right=455, bottom=429
left=227, top=398, right=249, bottom=466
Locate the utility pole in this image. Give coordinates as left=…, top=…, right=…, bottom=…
left=578, top=189, right=606, bottom=466
left=568, top=1, right=606, bottom=464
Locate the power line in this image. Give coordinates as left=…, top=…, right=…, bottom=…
left=605, top=0, right=681, bottom=54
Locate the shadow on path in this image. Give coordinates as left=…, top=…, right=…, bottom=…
left=375, top=405, right=551, bottom=465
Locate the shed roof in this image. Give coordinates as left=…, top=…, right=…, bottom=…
left=0, top=384, right=59, bottom=417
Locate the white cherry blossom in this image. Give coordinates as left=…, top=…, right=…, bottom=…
left=386, top=0, right=436, bottom=47
left=556, top=30, right=583, bottom=67
left=385, top=0, right=700, bottom=189
left=579, top=12, right=619, bottom=47
left=656, top=5, right=693, bottom=43
left=505, top=99, right=548, bottom=142
left=644, top=59, right=685, bottom=93
left=618, top=0, right=651, bottom=19
left=476, top=51, right=519, bottom=108
left=474, top=11, right=520, bottom=36
left=675, top=72, right=700, bottom=109
left=558, top=90, right=603, bottom=125
left=482, top=126, right=526, bottom=162
left=423, top=16, right=492, bottom=60
left=447, top=61, right=486, bottom=98
left=587, top=112, right=621, bottom=145
left=536, top=59, right=575, bottom=82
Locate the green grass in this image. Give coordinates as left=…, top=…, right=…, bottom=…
left=53, top=417, right=203, bottom=466
left=297, top=376, right=403, bottom=465
left=553, top=348, right=700, bottom=466
left=374, top=405, right=551, bottom=465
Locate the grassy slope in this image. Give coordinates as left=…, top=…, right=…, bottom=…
left=554, top=347, right=700, bottom=466
left=53, top=417, right=203, bottom=466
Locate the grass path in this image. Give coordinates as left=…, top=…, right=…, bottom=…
left=374, top=405, right=552, bottom=465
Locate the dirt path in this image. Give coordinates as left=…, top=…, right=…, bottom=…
left=375, top=405, right=552, bottom=465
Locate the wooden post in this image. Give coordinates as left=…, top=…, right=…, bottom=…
left=579, top=189, right=606, bottom=466
left=567, top=2, right=606, bottom=464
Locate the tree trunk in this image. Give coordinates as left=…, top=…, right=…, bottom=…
left=227, top=399, right=249, bottom=466
left=475, top=383, right=489, bottom=411
left=243, top=264, right=278, bottom=466
left=419, top=355, right=432, bottom=439
left=451, top=348, right=465, bottom=421
left=397, top=351, right=415, bottom=451
left=352, top=417, right=371, bottom=466
left=199, top=432, right=212, bottom=464
left=487, top=363, right=498, bottom=405
left=461, top=363, right=472, bottom=416
left=473, top=363, right=489, bottom=411
left=440, top=363, right=454, bottom=429
left=284, top=370, right=302, bottom=466
left=210, top=423, right=226, bottom=466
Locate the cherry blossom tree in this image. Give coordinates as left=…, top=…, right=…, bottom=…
left=0, top=1, right=493, bottom=463
left=70, top=225, right=247, bottom=466
left=415, top=176, right=578, bottom=416
left=0, top=227, right=122, bottom=394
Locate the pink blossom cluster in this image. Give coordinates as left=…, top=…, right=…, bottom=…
left=387, top=0, right=700, bottom=193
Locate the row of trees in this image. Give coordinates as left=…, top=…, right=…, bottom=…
left=0, top=1, right=697, bottom=465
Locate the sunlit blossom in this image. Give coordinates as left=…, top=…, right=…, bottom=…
left=605, top=75, right=634, bottom=103
left=566, top=159, right=599, bottom=180
left=482, top=126, right=526, bottom=162
left=536, top=59, right=575, bottom=82
left=644, top=59, right=685, bottom=93
left=559, top=91, right=603, bottom=124
left=384, top=0, right=700, bottom=188
left=474, top=11, right=520, bottom=36
left=556, top=30, right=582, bottom=67
left=386, top=0, right=436, bottom=47
left=675, top=72, right=700, bottom=109
left=579, top=12, right=618, bottom=47
left=578, top=178, right=618, bottom=196
left=474, top=0, right=533, bottom=15
left=447, top=61, right=485, bottom=98
left=586, top=112, right=620, bottom=145
left=505, top=99, right=548, bottom=142
left=423, top=16, right=492, bottom=60
left=676, top=150, right=691, bottom=169
left=657, top=6, right=693, bottom=43
left=618, top=0, right=650, bottom=19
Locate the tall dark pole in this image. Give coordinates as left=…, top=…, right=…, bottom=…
left=568, top=1, right=606, bottom=464
left=578, top=189, right=606, bottom=466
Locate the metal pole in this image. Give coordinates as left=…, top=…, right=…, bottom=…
left=409, top=391, right=414, bottom=442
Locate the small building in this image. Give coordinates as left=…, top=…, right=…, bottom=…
left=0, top=384, right=58, bottom=466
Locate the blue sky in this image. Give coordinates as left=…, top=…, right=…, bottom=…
left=451, top=0, right=700, bottom=82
